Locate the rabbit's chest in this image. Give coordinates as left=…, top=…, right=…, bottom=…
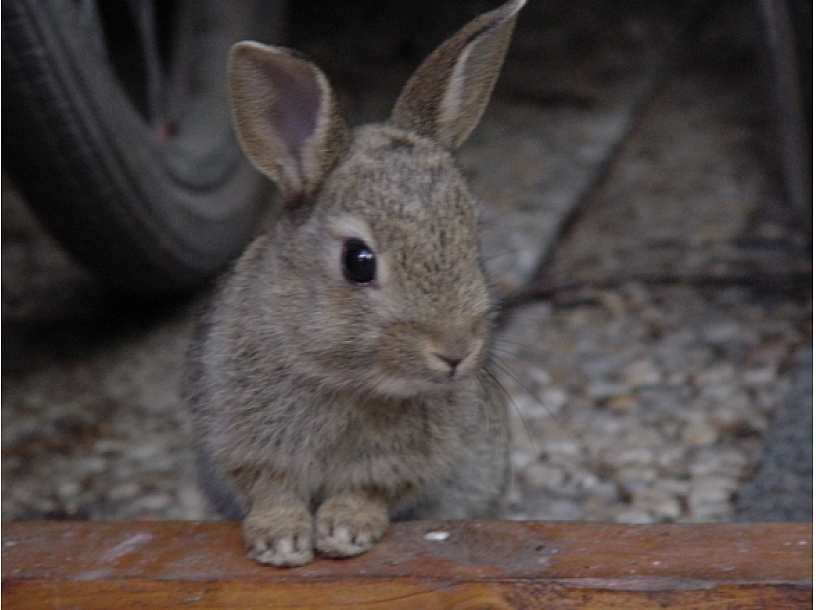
left=303, top=398, right=469, bottom=491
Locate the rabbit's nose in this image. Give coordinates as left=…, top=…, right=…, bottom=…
left=433, top=353, right=463, bottom=377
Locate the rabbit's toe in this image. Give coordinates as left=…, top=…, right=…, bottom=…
left=314, top=494, right=389, bottom=558
left=243, top=506, right=314, bottom=567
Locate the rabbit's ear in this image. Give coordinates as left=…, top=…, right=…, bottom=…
left=390, top=0, right=525, bottom=151
left=229, top=42, right=351, bottom=201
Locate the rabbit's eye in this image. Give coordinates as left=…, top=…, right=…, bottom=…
left=342, top=239, right=377, bottom=285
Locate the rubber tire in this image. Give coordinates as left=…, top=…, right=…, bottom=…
left=2, top=0, right=275, bottom=294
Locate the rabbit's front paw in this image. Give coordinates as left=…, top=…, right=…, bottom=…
left=243, top=505, right=314, bottom=567
left=314, top=494, right=389, bottom=558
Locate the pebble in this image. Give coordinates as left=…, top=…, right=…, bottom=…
left=741, top=366, right=777, bottom=387
left=688, top=476, right=739, bottom=506
left=689, top=447, right=748, bottom=478
left=702, top=322, right=756, bottom=346
left=633, top=488, right=682, bottom=520
left=136, top=493, right=172, bottom=511
left=694, top=364, right=736, bottom=387
left=623, top=359, right=663, bottom=388
left=615, top=467, right=658, bottom=495
left=687, top=502, right=733, bottom=522
left=538, top=388, right=569, bottom=413
left=534, top=498, right=584, bottom=521
left=655, top=445, right=688, bottom=470
left=108, top=482, right=141, bottom=502
left=604, top=394, right=638, bottom=412
left=608, top=447, right=654, bottom=467
left=653, top=478, right=691, bottom=497
left=587, top=381, right=628, bottom=400
left=682, top=421, right=719, bottom=447
left=520, top=463, right=566, bottom=492
left=614, top=507, right=655, bottom=524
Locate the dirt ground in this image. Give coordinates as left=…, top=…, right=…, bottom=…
left=3, top=0, right=811, bottom=523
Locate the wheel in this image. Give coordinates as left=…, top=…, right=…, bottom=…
left=2, top=0, right=281, bottom=294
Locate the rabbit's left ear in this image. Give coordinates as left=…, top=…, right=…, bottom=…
left=389, top=0, right=525, bottom=151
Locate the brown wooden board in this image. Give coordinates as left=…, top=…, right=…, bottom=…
left=3, top=520, right=812, bottom=609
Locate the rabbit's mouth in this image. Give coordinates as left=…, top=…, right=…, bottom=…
left=368, top=373, right=467, bottom=399
left=369, top=350, right=486, bottom=398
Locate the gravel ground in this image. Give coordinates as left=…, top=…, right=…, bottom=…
left=3, top=0, right=811, bottom=524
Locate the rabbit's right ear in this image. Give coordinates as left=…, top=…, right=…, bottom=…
left=228, top=42, right=351, bottom=202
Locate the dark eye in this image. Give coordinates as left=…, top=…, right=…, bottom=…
left=342, top=239, right=377, bottom=285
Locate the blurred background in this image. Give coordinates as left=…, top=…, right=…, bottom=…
left=2, top=0, right=811, bottom=523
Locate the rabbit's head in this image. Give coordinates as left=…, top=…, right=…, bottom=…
left=227, top=0, right=524, bottom=398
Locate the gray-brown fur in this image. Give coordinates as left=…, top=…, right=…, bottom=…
left=184, top=0, right=525, bottom=567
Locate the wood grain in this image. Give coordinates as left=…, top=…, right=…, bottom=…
left=3, top=520, right=812, bottom=609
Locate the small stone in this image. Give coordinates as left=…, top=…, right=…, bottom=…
left=542, top=440, right=582, bottom=458
left=665, top=372, right=688, bottom=387
left=590, top=481, right=620, bottom=502
left=599, top=291, right=627, bottom=315
left=568, top=469, right=601, bottom=493
left=175, top=485, right=209, bottom=517
left=604, top=394, right=638, bottom=412
left=624, top=359, right=663, bottom=388
left=615, top=467, right=658, bottom=495
left=693, top=364, right=735, bottom=386
left=506, top=485, right=523, bottom=506
left=424, top=531, right=450, bottom=542
left=527, top=367, right=553, bottom=387
left=520, top=463, right=566, bottom=492
left=688, top=502, right=734, bottom=522
left=688, top=476, right=738, bottom=507
left=93, top=439, right=128, bottom=455
left=580, top=354, right=621, bottom=380
left=653, top=478, right=691, bottom=497
left=682, top=421, right=718, bottom=446
left=108, top=481, right=141, bottom=502
left=614, top=507, right=655, bottom=524
left=742, top=366, right=777, bottom=387
left=74, top=456, right=108, bottom=476
left=699, top=382, right=741, bottom=403
left=655, top=445, right=688, bottom=470
left=538, top=388, right=568, bottom=413
left=511, top=450, right=536, bottom=471
left=126, top=440, right=165, bottom=461
left=689, top=447, right=748, bottom=478
left=633, top=488, right=682, bottom=520
left=509, top=392, right=546, bottom=420
left=710, top=409, right=766, bottom=437
left=57, top=481, right=81, bottom=499
left=616, top=447, right=655, bottom=466
left=537, top=498, right=583, bottom=521
left=137, top=493, right=171, bottom=511
left=517, top=388, right=568, bottom=419
left=702, top=322, right=755, bottom=345
left=587, top=381, right=628, bottom=400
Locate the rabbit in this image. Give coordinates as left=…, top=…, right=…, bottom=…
left=184, top=0, right=526, bottom=567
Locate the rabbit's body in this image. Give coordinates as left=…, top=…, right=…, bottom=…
left=185, top=0, right=525, bottom=567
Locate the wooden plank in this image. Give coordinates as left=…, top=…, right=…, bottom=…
left=3, top=521, right=812, bottom=609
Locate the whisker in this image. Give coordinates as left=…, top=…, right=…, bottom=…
left=492, top=336, right=540, bottom=348
left=490, top=340, right=550, bottom=365
left=489, top=347, right=554, bottom=371
left=476, top=371, right=500, bottom=464
left=478, top=222, right=544, bottom=238
left=489, top=355, right=569, bottom=433
left=479, top=369, right=520, bottom=509
left=482, top=363, right=536, bottom=452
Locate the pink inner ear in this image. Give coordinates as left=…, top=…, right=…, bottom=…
left=259, top=58, right=321, bottom=167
